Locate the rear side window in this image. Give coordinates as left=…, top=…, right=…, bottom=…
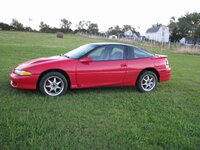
left=127, top=46, right=154, bottom=59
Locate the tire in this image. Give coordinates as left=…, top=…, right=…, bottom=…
left=136, top=71, right=158, bottom=92
left=39, top=72, right=68, bottom=96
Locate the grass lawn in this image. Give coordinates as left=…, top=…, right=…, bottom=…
left=0, top=31, right=200, bottom=149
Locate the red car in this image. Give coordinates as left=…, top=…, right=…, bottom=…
left=10, top=43, right=171, bottom=96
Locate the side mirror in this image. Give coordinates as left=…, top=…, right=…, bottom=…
left=80, top=57, right=93, bottom=63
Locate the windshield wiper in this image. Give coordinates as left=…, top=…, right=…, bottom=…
left=61, top=54, right=70, bottom=58
left=64, top=55, right=70, bottom=58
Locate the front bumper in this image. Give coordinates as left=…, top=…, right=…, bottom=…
left=10, top=73, right=39, bottom=90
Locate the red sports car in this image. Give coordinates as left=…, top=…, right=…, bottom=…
left=10, top=43, right=171, bottom=96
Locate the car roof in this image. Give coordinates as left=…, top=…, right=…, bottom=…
left=89, top=42, right=136, bottom=47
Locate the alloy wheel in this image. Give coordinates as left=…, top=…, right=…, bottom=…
left=43, top=76, right=64, bottom=96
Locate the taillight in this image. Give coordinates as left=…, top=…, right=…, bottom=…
left=166, top=59, right=169, bottom=68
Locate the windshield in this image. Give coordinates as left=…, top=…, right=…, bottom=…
left=65, top=44, right=97, bottom=59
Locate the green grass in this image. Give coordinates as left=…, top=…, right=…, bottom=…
left=0, top=31, right=200, bottom=150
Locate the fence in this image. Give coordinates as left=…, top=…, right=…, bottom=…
left=80, top=33, right=200, bottom=54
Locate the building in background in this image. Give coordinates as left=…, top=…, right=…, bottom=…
left=145, top=25, right=169, bottom=43
left=124, top=29, right=139, bottom=39
left=180, top=37, right=200, bottom=46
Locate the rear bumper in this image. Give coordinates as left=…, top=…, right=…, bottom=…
left=10, top=73, right=39, bottom=90
left=159, top=68, right=171, bottom=82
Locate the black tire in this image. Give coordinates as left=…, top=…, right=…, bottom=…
left=136, top=71, right=158, bottom=92
left=39, top=72, right=68, bottom=96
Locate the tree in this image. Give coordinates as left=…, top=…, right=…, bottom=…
left=122, top=25, right=133, bottom=32
left=24, top=27, right=33, bottom=32
left=178, top=12, right=200, bottom=40
left=76, top=20, right=91, bottom=33
left=87, top=23, right=99, bottom=34
left=76, top=20, right=85, bottom=31
left=107, top=25, right=123, bottom=37
left=168, top=17, right=182, bottom=42
left=11, top=19, right=24, bottom=31
left=60, top=19, right=72, bottom=29
left=39, top=21, right=51, bottom=33
left=168, top=12, right=200, bottom=42
left=60, top=19, right=73, bottom=33
left=194, top=26, right=200, bottom=40
left=0, top=22, right=13, bottom=30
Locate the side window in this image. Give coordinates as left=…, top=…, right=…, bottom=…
left=88, top=46, right=109, bottom=61
left=110, top=46, right=124, bottom=60
left=134, top=48, right=150, bottom=58
left=87, top=45, right=125, bottom=61
left=128, top=46, right=154, bottom=59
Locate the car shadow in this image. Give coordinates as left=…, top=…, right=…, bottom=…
left=70, top=86, right=137, bottom=94
left=9, top=86, right=138, bottom=97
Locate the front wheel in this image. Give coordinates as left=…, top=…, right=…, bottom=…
left=39, top=72, right=68, bottom=96
left=136, top=71, right=158, bottom=92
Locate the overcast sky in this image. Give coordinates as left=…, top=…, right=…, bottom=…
left=0, top=0, right=199, bottom=35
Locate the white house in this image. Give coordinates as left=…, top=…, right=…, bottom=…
left=124, top=30, right=139, bottom=39
left=145, top=25, right=169, bottom=43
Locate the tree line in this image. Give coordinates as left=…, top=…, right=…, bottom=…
left=0, top=19, right=36, bottom=32
left=0, top=18, right=139, bottom=37
left=0, top=12, right=200, bottom=42
left=0, top=19, right=101, bottom=34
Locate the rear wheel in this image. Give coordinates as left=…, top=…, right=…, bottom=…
left=39, top=72, right=68, bottom=96
left=136, top=71, right=158, bottom=92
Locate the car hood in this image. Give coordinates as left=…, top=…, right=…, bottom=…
left=16, top=55, right=67, bottom=70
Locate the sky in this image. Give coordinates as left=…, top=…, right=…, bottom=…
left=0, top=0, right=200, bottom=35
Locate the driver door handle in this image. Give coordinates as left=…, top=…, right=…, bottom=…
left=121, top=64, right=127, bottom=67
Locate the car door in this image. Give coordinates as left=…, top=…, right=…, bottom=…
left=76, top=45, right=127, bottom=88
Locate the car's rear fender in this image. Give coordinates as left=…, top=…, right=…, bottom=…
left=136, top=68, right=160, bottom=83
left=153, top=54, right=170, bottom=69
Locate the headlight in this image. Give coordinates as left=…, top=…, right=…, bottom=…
left=14, top=69, right=32, bottom=76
